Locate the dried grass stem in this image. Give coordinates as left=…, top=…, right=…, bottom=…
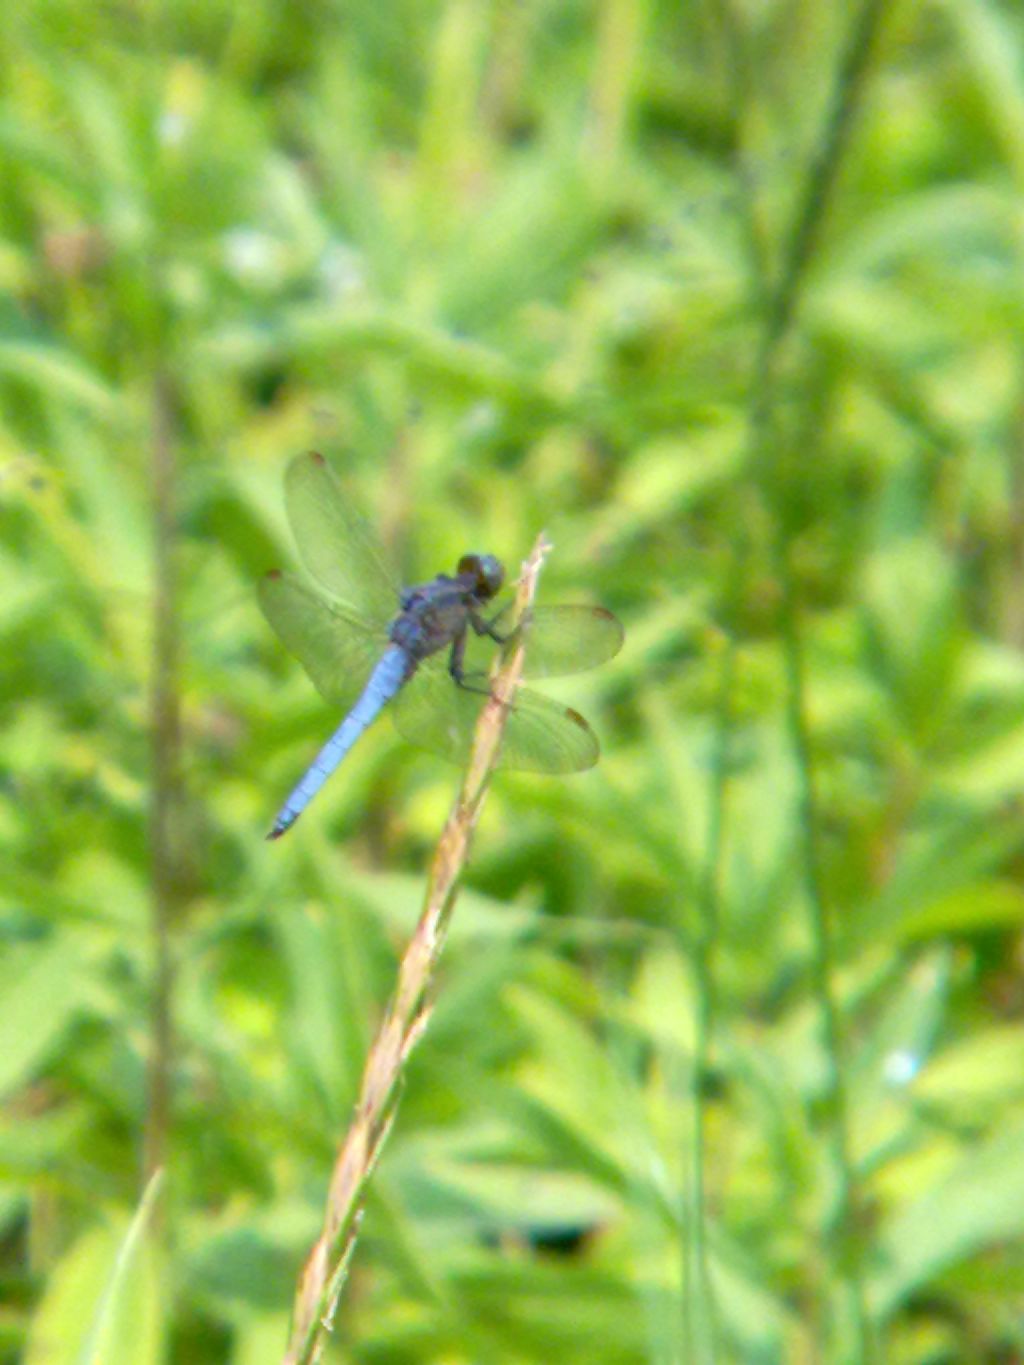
left=283, top=534, right=551, bottom=1365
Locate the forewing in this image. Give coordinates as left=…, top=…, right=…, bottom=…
left=392, top=663, right=600, bottom=773
left=515, top=605, right=624, bottom=679
left=284, top=451, right=398, bottom=624
left=259, top=571, right=384, bottom=712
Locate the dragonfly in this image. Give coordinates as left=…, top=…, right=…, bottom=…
left=260, top=451, right=623, bottom=839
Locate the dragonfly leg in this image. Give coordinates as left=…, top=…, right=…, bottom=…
left=454, top=670, right=495, bottom=698
left=447, top=629, right=468, bottom=681
left=470, top=603, right=516, bottom=644
left=448, top=633, right=504, bottom=700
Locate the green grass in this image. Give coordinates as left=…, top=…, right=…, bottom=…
left=4, top=0, right=1024, bottom=1361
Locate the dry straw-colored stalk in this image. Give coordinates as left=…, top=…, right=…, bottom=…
left=283, top=533, right=552, bottom=1365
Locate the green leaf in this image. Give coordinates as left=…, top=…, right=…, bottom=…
left=0, top=341, right=118, bottom=418
left=24, top=1176, right=165, bottom=1365
left=893, top=881, right=1024, bottom=940
left=0, top=936, right=85, bottom=1100
left=873, top=1121, right=1024, bottom=1316
left=860, top=535, right=962, bottom=739
left=913, top=1026, right=1024, bottom=1117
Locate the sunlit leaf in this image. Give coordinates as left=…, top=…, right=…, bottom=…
left=24, top=1178, right=165, bottom=1365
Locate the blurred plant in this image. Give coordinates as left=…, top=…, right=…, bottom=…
left=3, top=1, right=1024, bottom=1363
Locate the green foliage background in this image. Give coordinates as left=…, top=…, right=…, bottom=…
left=4, top=0, right=1024, bottom=1360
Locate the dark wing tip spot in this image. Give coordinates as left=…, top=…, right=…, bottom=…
left=309, top=450, right=326, bottom=466
left=265, top=568, right=283, bottom=581
left=597, top=606, right=625, bottom=647
left=564, top=707, right=601, bottom=770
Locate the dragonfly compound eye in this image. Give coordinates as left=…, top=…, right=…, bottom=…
left=458, top=553, right=505, bottom=599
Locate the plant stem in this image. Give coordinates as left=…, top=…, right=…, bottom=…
left=684, top=635, right=735, bottom=1364
left=283, top=536, right=552, bottom=1365
left=144, top=371, right=182, bottom=1193
left=745, top=1, right=891, bottom=1357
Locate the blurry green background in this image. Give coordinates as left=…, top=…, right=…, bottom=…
left=4, top=0, right=1024, bottom=1360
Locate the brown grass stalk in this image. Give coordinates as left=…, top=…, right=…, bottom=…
left=283, top=533, right=552, bottom=1365
left=144, top=371, right=183, bottom=1196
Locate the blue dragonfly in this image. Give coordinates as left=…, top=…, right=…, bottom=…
left=260, top=452, right=623, bottom=839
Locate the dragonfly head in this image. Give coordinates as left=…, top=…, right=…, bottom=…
left=458, top=553, right=504, bottom=601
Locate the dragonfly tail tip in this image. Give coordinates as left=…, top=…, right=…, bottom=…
left=267, top=809, right=300, bottom=839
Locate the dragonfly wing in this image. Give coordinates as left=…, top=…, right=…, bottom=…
left=259, top=570, right=384, bottom=712
left=513, top=605, right=624, bottom=679
left=284, top=451, right=398, bottom=624
left=392, top=663, right=600, bottom=773
left=500, top=688, right=600, bottom=772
